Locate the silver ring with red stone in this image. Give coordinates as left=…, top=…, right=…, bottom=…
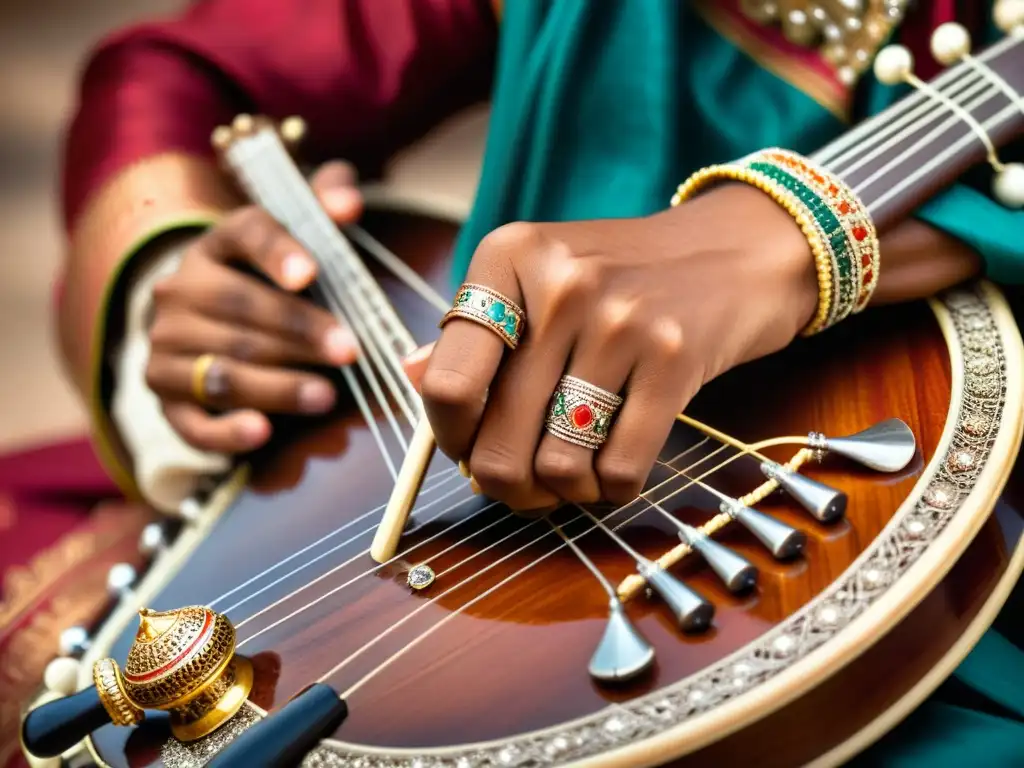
left=545, top=375, right=623, bottom=450
left=439, top=283, right=525, bottom=350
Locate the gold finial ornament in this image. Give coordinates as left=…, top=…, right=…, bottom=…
left=93, top=606, right=253, bottom=742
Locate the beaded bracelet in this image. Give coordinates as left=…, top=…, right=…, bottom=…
left=671, top=148, right=879, bottom=336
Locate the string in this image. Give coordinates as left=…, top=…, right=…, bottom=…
left=206, top=467, right=459, bottom=610
left=547, top=518, right=617, bottom=598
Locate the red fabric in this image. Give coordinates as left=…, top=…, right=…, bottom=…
left=0, top=440, right=152, bottom=768
left=61, top=0, right=498, bottom=232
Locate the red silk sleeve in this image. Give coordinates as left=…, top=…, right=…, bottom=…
left=61, top=0, right=498, bottom=231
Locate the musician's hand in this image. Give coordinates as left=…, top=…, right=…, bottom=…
left=421, top=184, right=819, bottom=511
left=145, top=161, right=363, bottom=454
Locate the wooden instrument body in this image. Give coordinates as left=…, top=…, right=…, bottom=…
left=79, top=207, right=1024, bottom=768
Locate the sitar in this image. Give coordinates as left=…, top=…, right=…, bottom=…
left=20, top=20, right=1024, bottom=768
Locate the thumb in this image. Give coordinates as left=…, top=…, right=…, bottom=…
left=402, top=342, right=435, bottom=394
left=311, top=160, right=363, bottom=224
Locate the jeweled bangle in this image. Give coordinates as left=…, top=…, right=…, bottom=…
left=755, top=148, right=879, bottom=314
left=672, top=165, right=836, bottom=335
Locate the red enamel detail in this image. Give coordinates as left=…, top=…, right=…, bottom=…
left=570, top=404, right=594, bottom=430
left=839, top=201, right=852, bottom=214
left=125, top=611, right=214, bottom=684
left=853, top=226, right=868, bottom=241
left=861, top=252, right=872, bottom=266
left=863, top=269, right=874, bottom=285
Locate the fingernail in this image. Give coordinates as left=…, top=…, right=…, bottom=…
left=322, top=188, right=361, bottom=218
left=237, top=414, right=269, bottom=446
left=298, top=380, right=335, bottom=413
left=282, top=253, right=316, bottom=288
left=324, top=326, right=357, bottom=363
left=458, top=460, right=471, bottom=478
left=469, top=476, right=482, bottom=495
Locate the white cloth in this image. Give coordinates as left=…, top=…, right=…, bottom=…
left=110, top=243, right=229, bottom=514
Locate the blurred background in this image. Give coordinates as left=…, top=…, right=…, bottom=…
left=0, top=0, right=489, bottom=454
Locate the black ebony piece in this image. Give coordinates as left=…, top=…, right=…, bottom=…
left=21, top=685, right=111, bottom=758
left=206, top=684, right=348, bottom=767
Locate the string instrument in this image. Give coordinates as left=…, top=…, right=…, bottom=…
left=21, top=20, right=1024, bottom=768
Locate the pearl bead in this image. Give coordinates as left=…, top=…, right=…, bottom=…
left=873, top=45, right=914, bottom=85
left=43, top=656, right=81, bottom=695
left=994, top=0, right=1024, bottom=33
left=179, top=497, right=202, bottom=521
left=993, top=163, right=1024, bottom=209
left=107, top=562, right=137, bottom=597
left=930, top=23, right=971, bottom=65
left=58, top=626, right=90, bottom=657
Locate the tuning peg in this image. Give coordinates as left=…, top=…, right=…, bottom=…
left=232, top=113, right=256, bottom=134
left=761, top=461, right=847, bottom=523
left=279, top=116, right=307, bottom=146
left=58, top=626, right=91, bottom=658
left=722, top=501, right=806, bottom=560
left=138, top=522, right=167, bottom=555
left=995, top=0, right=1024, bottom=34
left=587, top=599, right=656, bottom=682
left=211, top=125, right=233, bottom=151
left=106, top=563, right=137, bottom=598
left=639, top=562, right=715, bottom=632
left=873, top=44, right=914, bottom=85
left=676, top=524, right=758, bottom=593
left=809, top=418, right=917, bottom=473
left=930, top=22, right=972, bottom=64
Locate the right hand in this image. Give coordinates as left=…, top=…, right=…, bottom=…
left=145, top=161, right=363, bottom=454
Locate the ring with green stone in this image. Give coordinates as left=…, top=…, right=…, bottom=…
left=439, top=283, right=526, bottom=349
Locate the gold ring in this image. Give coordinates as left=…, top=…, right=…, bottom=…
left=191, top=354, right=217, bottom=405
left=439, top=284, right=525, bottom=350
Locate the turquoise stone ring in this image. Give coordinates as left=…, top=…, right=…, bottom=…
left=439, top=284, right=525, bottom=349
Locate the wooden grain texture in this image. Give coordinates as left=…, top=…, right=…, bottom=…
left=87, top=211, right=1022, bottom=768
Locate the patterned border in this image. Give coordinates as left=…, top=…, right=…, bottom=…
left=160, top=285, right=1010, bottom=768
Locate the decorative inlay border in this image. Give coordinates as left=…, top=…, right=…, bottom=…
left=160, top=285, right=1014, bottom=768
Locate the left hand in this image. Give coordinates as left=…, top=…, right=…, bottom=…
left=419, top=184, right=820, bottom=511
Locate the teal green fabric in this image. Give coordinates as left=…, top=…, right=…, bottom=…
left=451, top=0, right=1024, bottom=286
left=452, top=1, right=1024, bottom=763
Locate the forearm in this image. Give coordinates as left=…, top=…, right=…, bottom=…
left=869, top=219, right=983, bottom=306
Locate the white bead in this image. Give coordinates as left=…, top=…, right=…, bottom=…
left=994, top=0, right=1024, bottom=33
left=993, top=163, right=1024, bottom=209
left=873, top=45, right=914, bottom=85
left=179, top=497, right=202, bottom=521
left=138, top=522, right=166, bottom=554
left=58, top=626, right=90, bottom=656
left=107, top=562, right=137, bottom=596
left=930, top=22, right=971, bottom=65
left=43, top=656, right=81, bottom=695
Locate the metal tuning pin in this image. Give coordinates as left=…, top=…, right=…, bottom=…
left=206, top=684, right=348, bottom=768
left=58, top=626, right=91, bottom=658
left=106, top=563, right=138, bottom=599
left=138, top=522, right=168, bottom=555
left=760, top=461, right=847, bottom=523
left=808, top=418, right=917, bottom=473
left=21, top=606, right=253, bottom=760
left=676, top=523, right=758, bottom=593
left=587, top=600, right=656, bottom=683
left=638, top=562, right=715, bottom=632
left=721, top=500, right=806, bottom=560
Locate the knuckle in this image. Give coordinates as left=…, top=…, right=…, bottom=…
left=592, top=296, right=642, bottom=345
left=226, top=332, right=259, bottom=362
left=534, top=447, right=585, bottom=486
left=471, top=445, right=532, bottom=496
left=420, top=366, right=482, bottom=411
left=596, top=455, right=647, bottom=502
left=143, top=355, right=166, bottom=394
left=647, top=317, right=686, bottom=359
left=478, top=221, right=544, bottom=258
left=147, top=313, right=177, bottom=348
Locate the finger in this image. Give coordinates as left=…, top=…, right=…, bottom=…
left=467, top=313, right=578, bottom=511
left=401, top=343, right=435, bottom=394
left=421, top=225, right=530, bottom=461
left=533, top=309, right=635, bottom=503
left=163, top=401, right=272, bottom=454
left=198, top=206, right=319, bottom=292
left=596, top=323, right=693, bottom=505
left=146, top=353, right=338, bottom=415
left=311, top=161, right=364, bottom=224
left=149, top=308, right=355, bottom=367
left=156, top=262, right=354, bottom=365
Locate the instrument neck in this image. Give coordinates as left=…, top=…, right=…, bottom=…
left=812, top=34, right=1024, bottom=231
